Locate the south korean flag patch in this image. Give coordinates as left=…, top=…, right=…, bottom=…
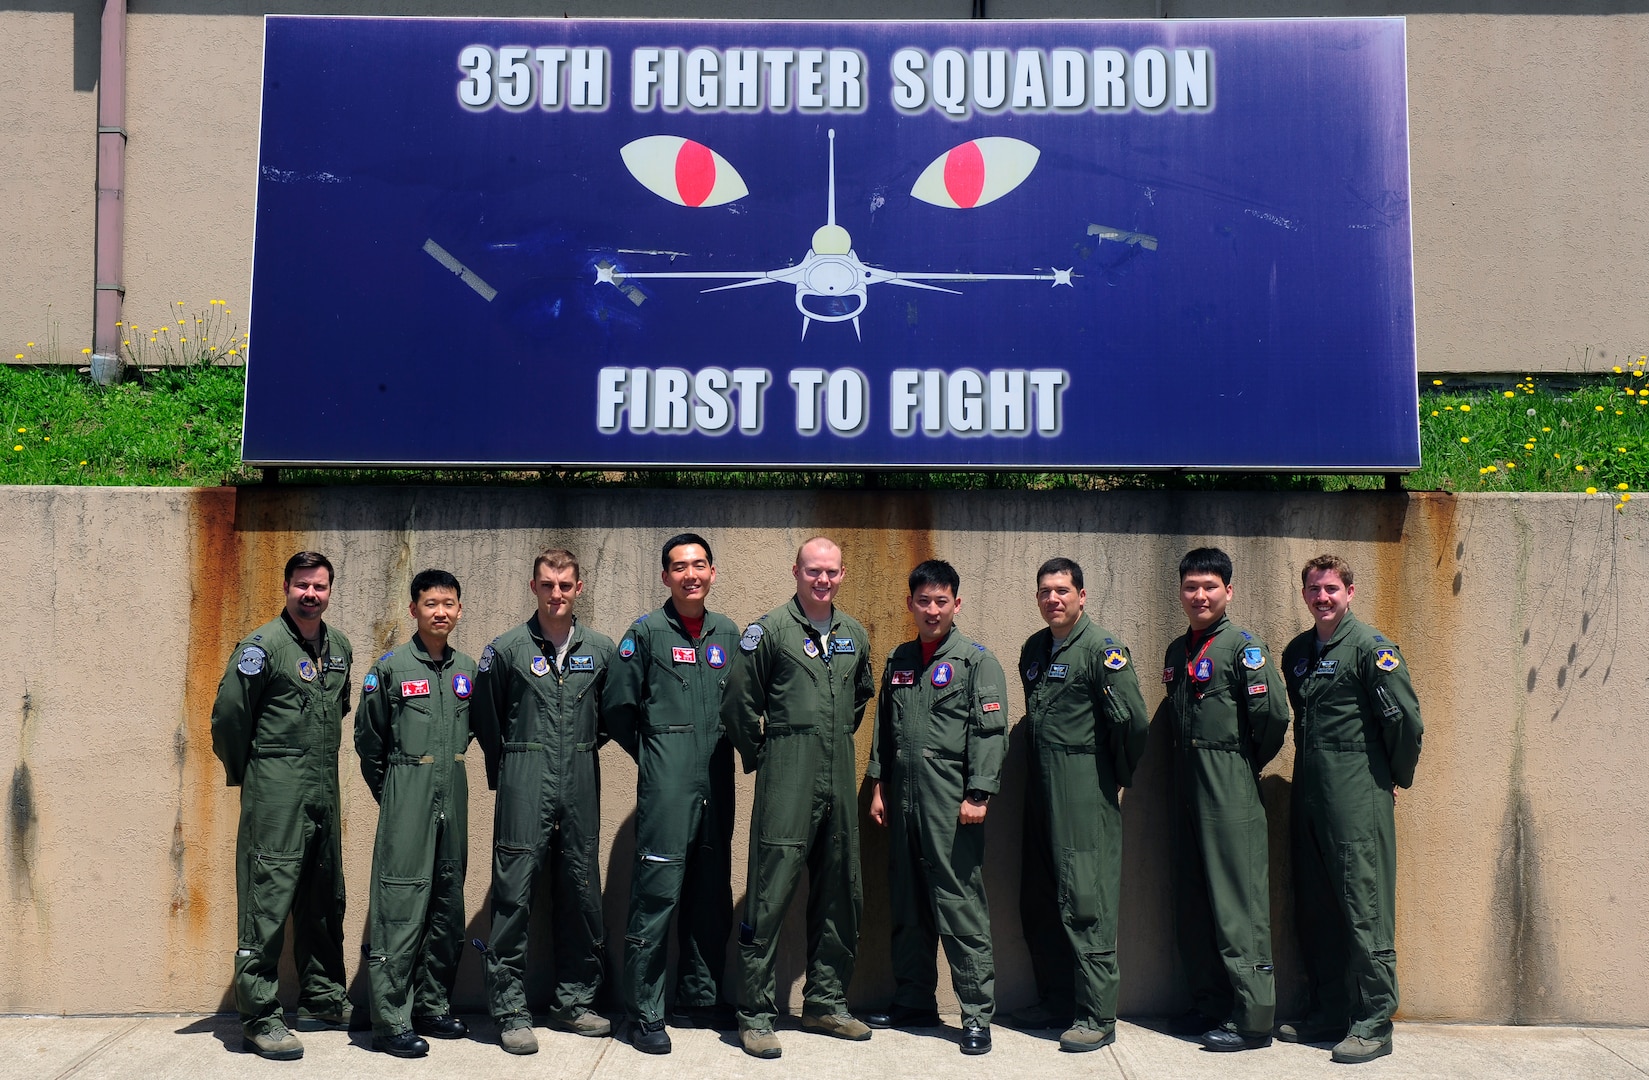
left=237, top=645, right=267, bottom=676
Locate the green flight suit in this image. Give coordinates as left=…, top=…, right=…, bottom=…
left=210, top=612, right=353, bottom=1037
left=1281, top=611, right=1423, bottom=1041
left=867, top=629, right=1007, bottom=1027
left=1016, top=615, right=1150, bottom=1034
left=722, top=598, right=875, bottom=1031
left=472, top=616, right=616, bottom=1029
left=602, top=600, right=740, bottom=1024
left=1162, top=614, right=1288, bottom=1036
left=354, top=636, right=477, bottom=1037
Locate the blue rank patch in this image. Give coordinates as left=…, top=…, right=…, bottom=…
left=362, top=672, right=379, bottom=694
left=706, top=644, right=727, bottom=668
left=975, top=642, right=986, bottom=651
left=1242, top=647, right=1265, bottom=671
left=620, top=637, right=637, bottom=659
left=832, top=636, right=855, bottom=654
left=1025, top=662, right=1040, bottom=682
left=297, top=658, right=317, bottom=682
left=568, top=654, right=595, bottom=672
left=1374, top=647, right=1401, bottom=671
left=1240, top=630, right=1253, bottom=641
left=452, top=672, right=473, bottom=698
left=1048, top=663, right=1070, bottom=680
left=478, top=644, right=495, bottom=673
left=531, top=655, right=551, bottom=677
left=378, top=651, right=394, bottom=663
left=1104, top=648, right=1127, bottom=670
left=237, top=645, right=267, bottom=676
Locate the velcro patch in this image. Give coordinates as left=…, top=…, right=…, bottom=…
left=1248, top=683, right=1269, bottom=696
left=478, top=644, right=496, bottom=673
left=1103, top=648, right=1128, bottom=670
left=1314, top=659, right=1339, bottom=676
left=296, top=659, right=317, bottom=682
left=672, top=646, right=697, bottom=664
left=740, top=623, right=764, bottom=652
left=832, top=636, right=855, bottom=653
left=982, top=701, right=1001, bottom=713
left=401, top=680, right=430, bottom=697
left=1162, top=667, right=1175, bottom=684
left=531, top=655, right=550, bottom=677
left=891, top=670, right=915, bottom=686
left=1242, top=646, right=1265, bottom=670
left=568, top=654, right=595, bottom=672
left=1374, top=647, right=1401, bottom=672
left=361, top=672, right=379, bottom=694
left=325, top=656, right=348, bottom=673
left=1048, top=664, right=1069, bottom=680
left=452, top=673, right=473, bottom=699
left=237, top=646, right=267, bottom=676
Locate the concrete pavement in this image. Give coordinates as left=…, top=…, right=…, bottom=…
left=5, top=1014, right=1648, bottom=1080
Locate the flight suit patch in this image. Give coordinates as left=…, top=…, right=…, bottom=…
left=1293, top=658, right=1310, bottom=677
left=401, top=679, right=430, bottom=697
left=362, top=673, right=379, bottom=694
left=1192, top=657, right=1213, bottom=682
left=1374, top=647, right=1401, bottom=671
left=832, top=636, right=855, bottom=653
left=803, top=638, right=820, bottom=658
left=326, top=656, right=347, bottom=672
left=1241, top=647, right=1265, bottom=670
left=706, top=644, right=727, bottom=668
left=891, top=670, right=916, bottom=686
left=931, top=662, right=954, bottom=687
left=237, top=646, right=267, bottom=676
left=531, top=656, right=551, bottom=677
left=297, top=659, right=317, bottom=682
left=478, top=644, right=496, bottom=672
left=619, top=638, right=636, bottom=658
left=1048, top=664, right=1069, bottom=680
left=672, top=646, right=697, bottom=664
left=452, top=673, right=472, bottom=699
left=1248, top=683, right=1269, bottom=696
left=740, top=623, right=764, bottom=652
left=1103, top=648, right=1128, bottom=670
left=568, top=654, right=595, bottom=672
left=1024, top=662, right=1040, bottom=681
left=1162, top=667, right=1175, bottom=684
left=982, top=701, right=1001, bottom=712
left=1314, top=659, right=1339, bottom=676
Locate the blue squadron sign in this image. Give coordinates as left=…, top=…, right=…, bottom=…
left=247, top=17, right=1417, bottom=471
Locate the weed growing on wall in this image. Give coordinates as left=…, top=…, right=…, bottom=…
left=121, top=300, right=247, bottom=369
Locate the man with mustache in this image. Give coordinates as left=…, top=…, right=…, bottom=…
left=211, top=551, right=355, bottom=1060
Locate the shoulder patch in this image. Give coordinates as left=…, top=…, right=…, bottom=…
left=1374, top=647, right=1401, bottom=672
left=740, top=622, right=764, bottom=652
left=478, top=643, right=496, bottom=673
left=619, top=637, right=637, bottom=659
left=1241, top=646, right=1265, bottom=670
left=1103, top=647, right=1127, bottom=670
left=362, top=672, right=379, bottom=694
left=237, top=645, right=267, bottom=676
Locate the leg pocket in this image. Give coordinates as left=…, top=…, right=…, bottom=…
left=1058, top=848, right=1108, bottom=930
left=1338, top=838, right=1387, bottom=948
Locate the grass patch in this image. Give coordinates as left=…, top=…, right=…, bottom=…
left=0, top=361, right=1642, bottom=498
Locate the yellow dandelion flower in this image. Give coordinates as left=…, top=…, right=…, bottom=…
left=1619, top=483, right=1630, bottom=491
left=1444, top=406, right=1454, bottom=411
left=1620, top=447, right=1629, bottom=453
left=1618, top=503, right=1627, bottom=512
left=1625, top=494, right=1635, bottom=502
left=42, top=437, right=48, bottom=442
left=15, top=427, right=24, bottom=433
left=1596, top=405, right=1605, bottom=412
left=1542, top=427, right=1551, bottom=432
left=81, top=347, right=91, bottom=354
left=11, top=445, right=20, bottom=452
left=1615, top=366, right=1624, bottom=373
left=1460, top=405, right=1471, bottom=412
left=1431, top=379, right=1443, bottom=386
left=228, top=349, right=239, bottom=357
left=1586, top=486, right=1598, bottom=494
left=1486, top=465, right=1498, bottom=473
left=1617, top=410, right=1625, bottom=415
left=1505, top=462, right=1515, bottom=469
left=25, top=342, right=35, bottom=347
left=1430, top=411, right=1439, bottom=417
left=79, top=460, right=87, bottom=466
left=1460, top=437, right=1470, bottom=443
left=1576, top=465, right=1586, bottom=472
left=1503, top=391, right=1515, bottom=399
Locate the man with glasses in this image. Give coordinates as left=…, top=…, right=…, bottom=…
left=723, top=537, right=876, bottom=1059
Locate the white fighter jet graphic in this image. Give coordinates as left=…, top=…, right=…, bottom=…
left=597, top=129, right=1076, bottom=340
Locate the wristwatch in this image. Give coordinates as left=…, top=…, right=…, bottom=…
left=965, top=789, right=991, bottom=805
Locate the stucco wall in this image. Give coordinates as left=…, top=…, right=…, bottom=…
left=2, top=3, right=1649, bottom=373
left=1, top=485, right=1643, bottom=1021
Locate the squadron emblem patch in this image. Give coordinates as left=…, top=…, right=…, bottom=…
left=296, top=658, right=317, bottom=682
left=1103, top=648, right=1128, bottom=670
left=1374, top=647, right=1401, bottom=672
left=237, top=646, right=267, bottom=676
left=931, top=662, right=954, bottom=688
left=740, top=623, right=764, bottom=652
left=1242, top=647, right=1265, bottom=671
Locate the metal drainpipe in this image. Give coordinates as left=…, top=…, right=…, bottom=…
left=91, top=0, right=127, bottom=386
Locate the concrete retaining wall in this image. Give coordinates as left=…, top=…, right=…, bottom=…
left=3, top=3, right=1649, bottom=374
left=1, top=485, right=1643, bottom=1022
